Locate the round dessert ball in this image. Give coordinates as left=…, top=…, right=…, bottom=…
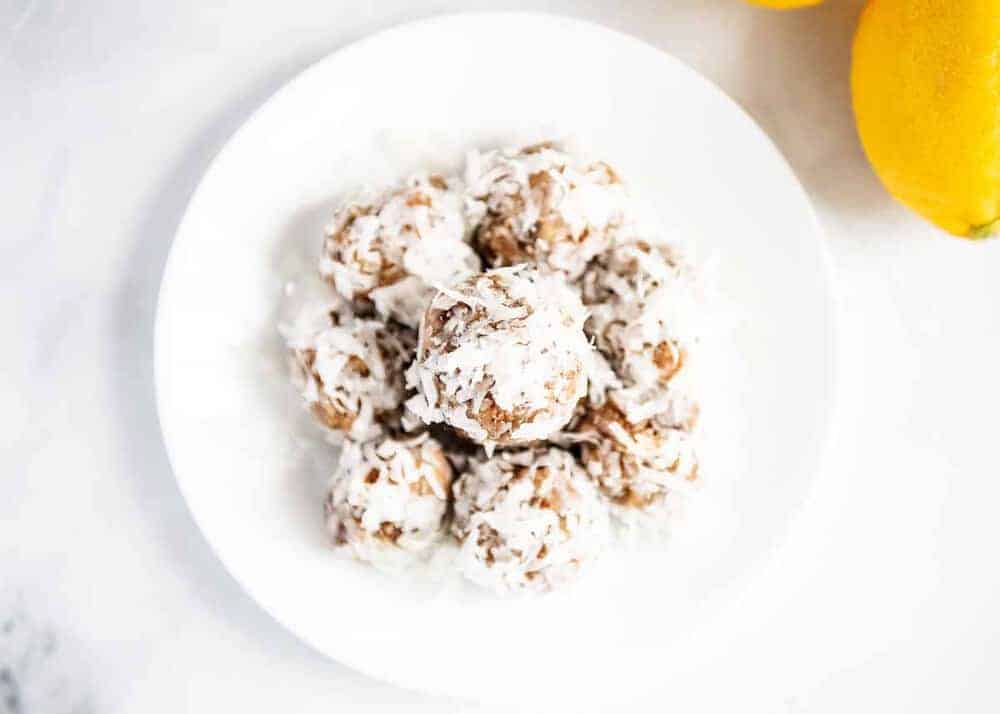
left=465, top=143, right=633, bottom=279
left=578, top=403, right=699, bottom=522
left=319, top=173, right=481, bottom=328
left=325, top=434, right=453, bottom=569
left=581, top=240, right=696, bottom=389
left=452, top=447, right=609, bottom=593
left=281, top=299, right=416, bottom=442
left=406, top=265, right=594, bottom=448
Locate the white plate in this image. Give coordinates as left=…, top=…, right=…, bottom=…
left=155, top=12, right=835, bottom=700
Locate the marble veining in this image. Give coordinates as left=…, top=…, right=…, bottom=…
left=0, top=594, right=90, bottom=714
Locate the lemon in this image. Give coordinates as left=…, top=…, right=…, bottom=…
left=745, top=0, right=822, bottom=8
left=852, top=0, right=1000, bottom=238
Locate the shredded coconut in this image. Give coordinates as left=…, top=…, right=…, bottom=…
left=280, top=298, right=416, bottom=442
left=581, top=240, right=700, bottom=426
left=406, top=265, right=594, bottom=450
left=577, top=403, right=699, bottom=525
left=325, top=433, right=454, bottom=570
left=281, top=141, right=707, bottom=593
left=319, top=173, right=481, bottom=327
left=465, top=143, right=634, bottom=279
left=452, top=447, right=609, bottom=593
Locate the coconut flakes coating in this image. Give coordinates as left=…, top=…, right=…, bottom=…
left=578, top=403, right=698, bottom=523
left=581, top=239, right=701, bottom=427
left=406, top=265, right=593, bottom=449
left=452, top=447, right=609, bottom=593
left=319, top=173, right=481, bottom=328
left=325, top=433, right=454, bottom=569
left=281, top=299, right=416, bottom=442
left=283, top=143, right=708, bottom=593
left=465, top=143, right=633, bottom=279
left=581, top=240, right=695, bottom=385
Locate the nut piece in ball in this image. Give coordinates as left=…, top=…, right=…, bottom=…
left=452, top=447, right=609, bottom=593
left=407, top=265, right=593, bottom=448
left=325, top=434, right=453, bottom=569
left=319, top=174, right=481, bottom=327
left=281, top=300, right=415, bottom=442
left=578, top=403, right=698, bottom=523
left=465, top=143, right=633, bottom=279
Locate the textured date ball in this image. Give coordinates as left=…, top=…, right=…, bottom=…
left=325, top=434, right=453, bottom=569
left=407, top=266, right=593, bottom=448
left=465, top=143, right=633, bottom=279
left=319, top=174, right=480, bottom=328
left=452, top=447, right=609, bottom=593
left=578, top=403, right=698, bottom=524
left=581, top=240, right=695, bottom=388
left=281, top=300, right=415, bottom=442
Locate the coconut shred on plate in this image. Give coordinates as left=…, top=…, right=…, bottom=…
left=279, top=141, right=703, bottom=594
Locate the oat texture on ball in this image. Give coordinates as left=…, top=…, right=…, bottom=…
left=581, top=239, right=701, bottom=428
left=578, top=403, right=699, bottom=523
left=280, top=298, right=415, bottom=442
left=282, top=141, right=705, bottom=594
left=325, top=433, right=454, bottom=569
left=406, top=265, right=594, bottom=449
left=319, top=173, right=481, bottom=328
left=452, top=447, right=609, bottom=593
left=465, top=143, right=633, bottom=279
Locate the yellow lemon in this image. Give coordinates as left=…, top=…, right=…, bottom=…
left=852, top=0, right=1000, bottom=238
left=745, top=0, right=822, bottom=8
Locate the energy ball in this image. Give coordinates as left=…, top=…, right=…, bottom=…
left=319, top=174, right=481, bottom=328
left=578, top=403, right=699, bottom=522
left=465, top=143, right=633, bottom=279
left=581, top=240, right=696, bottom=387
left=452, top=447, right=609, bottom=593
left=325, top=434, right=453, bottom=569
left=406, top=265, right=593, bottom=448
left=281, top=300, right=415, bottom=442
left=581, top=240, right=700, bottom=426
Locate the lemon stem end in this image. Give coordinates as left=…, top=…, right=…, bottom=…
left=968, top=219, right=1000, bottom=240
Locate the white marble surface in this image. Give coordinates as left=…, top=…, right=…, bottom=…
left=3, top=1, right=1000, bottom=712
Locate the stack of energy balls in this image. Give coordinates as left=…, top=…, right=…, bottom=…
left=281, top=143, right=700, bottom=593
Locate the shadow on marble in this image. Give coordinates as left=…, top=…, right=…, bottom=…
left=736, top=0, right=896, bottom=231
left=0, top=592, right=92, bottom=714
